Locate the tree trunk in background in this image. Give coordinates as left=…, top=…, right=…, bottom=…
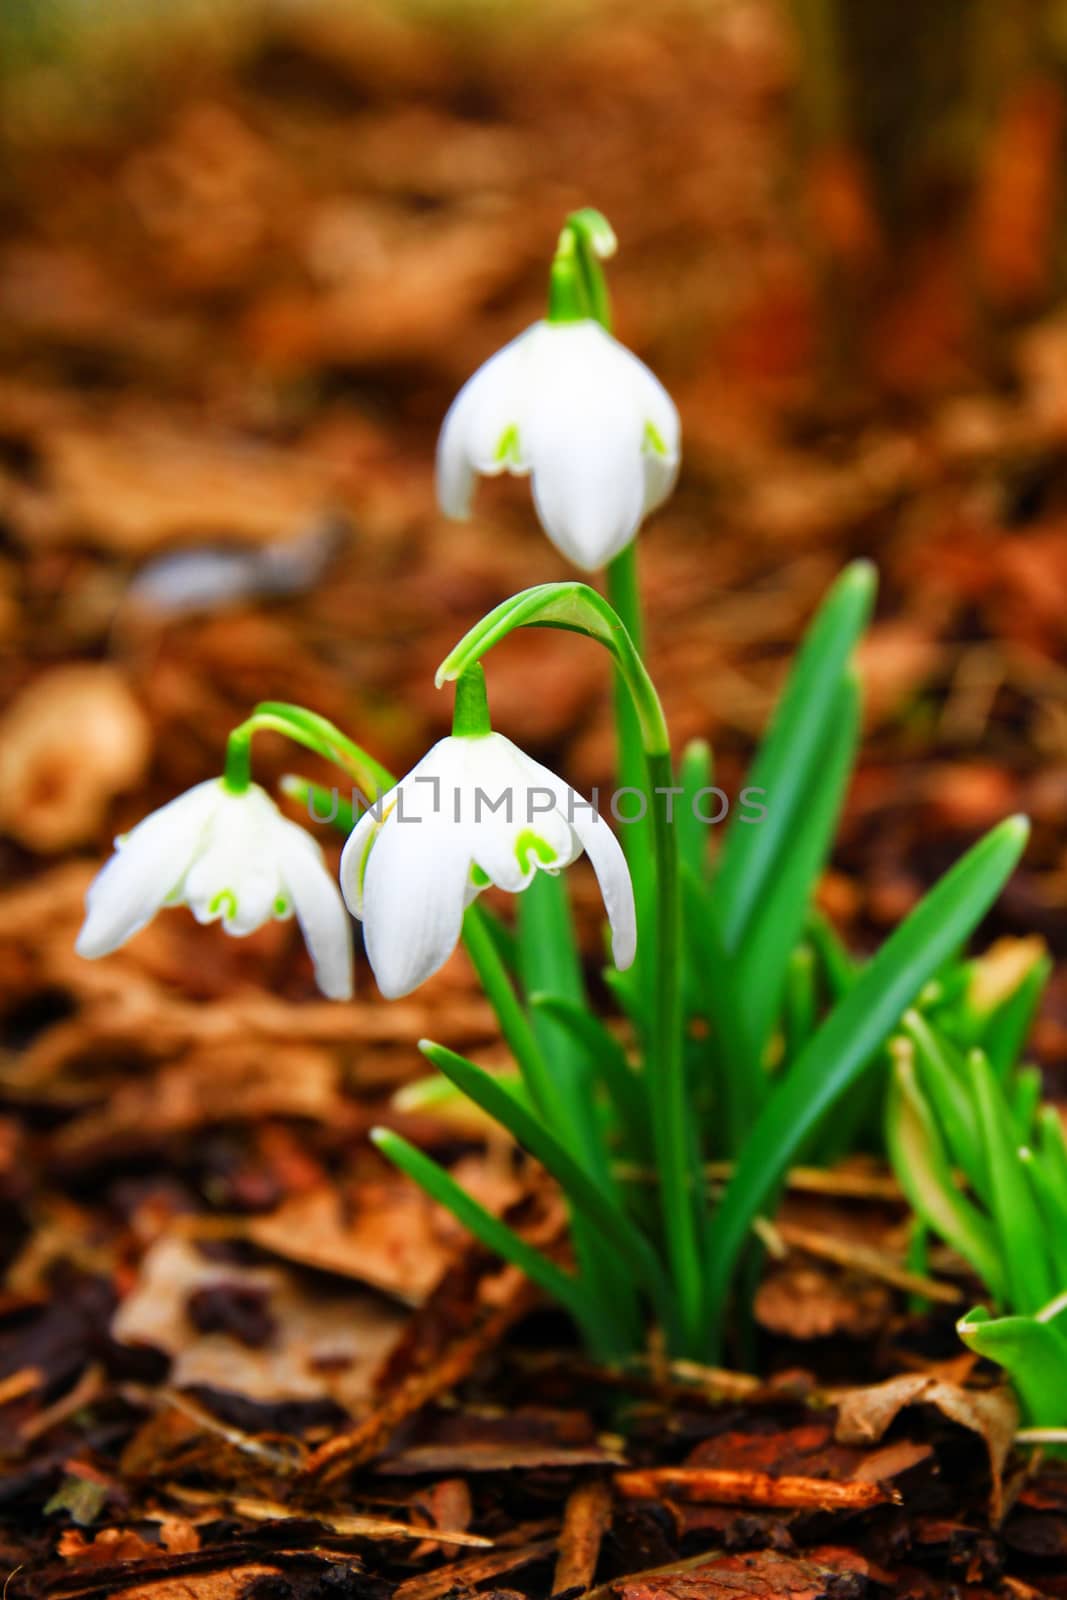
left=789, top=0, right=1067, bottom=395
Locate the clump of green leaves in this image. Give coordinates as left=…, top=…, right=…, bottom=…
left=377, top=564, right=1028, bottom=1364
left=885, top=948, right=1067, bottom=1428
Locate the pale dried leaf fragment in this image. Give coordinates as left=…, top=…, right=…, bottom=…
left=229, top=1494, right=490, bottom=1548
left=113, top=1233, right=404, bottom=1411
left=755, top=1263, right=890, bottom=1339
left=242, top=1183, right=456, bottom=1307
left=0, top=665, right=150, bottom=851
left=46, top=420, right=336, bottom=553
left=53, top=1044, right=349, bottom=1160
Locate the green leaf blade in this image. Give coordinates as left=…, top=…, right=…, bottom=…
left=713, top=560, right=875, bottom=952
left=705, top=814, right=1029, bottom=1339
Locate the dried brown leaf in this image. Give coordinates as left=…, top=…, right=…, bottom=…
left=834, top=1372, right=1019, bottom=1522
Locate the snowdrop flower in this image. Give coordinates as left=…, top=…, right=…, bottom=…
left=437, top=318, right=680, bottom=572
left=340, top=732, right=636, bottom=999
left=76, top=779, right=353, bottom=999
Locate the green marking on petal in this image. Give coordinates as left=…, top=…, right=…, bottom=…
left=470, top=864, right=491, bottom=889
left=210, top=889, right=238, bottom=920
left=355, top=820, right=382, bottom=900
left=643, top=420, right=669, bottom=457
left=274, top=895, right=291, bottom=917
left=494, top=423, right=522, bottom=467
left=515, top=829, right=557, bottom=874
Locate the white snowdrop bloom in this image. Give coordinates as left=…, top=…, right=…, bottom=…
left=340, top=732, right=636, bottom=1000
left=76, top=779, right=353, bottom=1000
left=436, top=320, right=680, bottom=571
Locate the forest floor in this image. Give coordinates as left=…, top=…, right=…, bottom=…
left=4, top=4, right=1067, bottom=1596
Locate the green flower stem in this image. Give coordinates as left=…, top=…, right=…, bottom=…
left=224, top=701, right=392, bottom=802
left=587, top=560, right=705, bottom=1348
left=561, top=206, right=661, bottom=1102
left=437, top=581, right=701, bottom=1351
left=562, top=207, right=654, bottom=934
left=452, top=664, right=492, bottom=738
left=547, top=250, right=588, bottom=325
left=646, top=745, right=705, bottom=1353
left=558, top=207, right=616, bottom=330
left=608, top=550, right=656, bottom=1022
left=462, top=901, right=567, bottom=1129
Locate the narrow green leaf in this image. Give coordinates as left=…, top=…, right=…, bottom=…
left=466, top=896, right=639, bottom=1347
left=1038, top=1107, right=1067, bottom=1216
left=528, top=994, right=650, bottom=1163
left=958, top=1304, right=1067, bottom=1427
left=417, top=1040, right=675, bottom=1335
left=732, top=671, right=859, bottom=1057
left=393, top=1067, right=528, bottom=1120
left=713, top=561, right=876, bottom=952
left=517, top=872, right=596, bottom=1159
left=970, top=1048, right=1055, bottom=1314
left=682, top=865, right=761, bottom=1146
left=1020, top=1148, right=1067, bottom=1286
left=1011, top=1065, right=1043, bottom=1146
left=280, top=774, right=355, bottom=837
left=783, top=944, right=818, bottom=1063
left=461, top=903, right=561, bottom=1127
left=887, top=1053, right=1005, bottom=1299
left=975, top=946, right=1051, bottom=1082
left=905, top=1218, right=932, bottom=1316
left=678, top=739, right=714, bottom=881
left=705, top=815, right=1029, bottom=1337
left=806, top=908, right=857, bottom=1000
left=370, top=1128, right=602, bottom=1334
left=903, top=1010, right=985, bottom=1192
left=603, top=965, right=650, bottom=1039
left=478, top=904, right=520, bottom=975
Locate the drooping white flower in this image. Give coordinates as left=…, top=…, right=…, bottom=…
left=76, top=779, right=353, bottom=999
left=436, top=320, right=680, bottom=571
left=340, top=732, right=636, bottom=999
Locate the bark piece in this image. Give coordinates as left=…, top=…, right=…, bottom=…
left=553, top=1479, right=613, bottom=1596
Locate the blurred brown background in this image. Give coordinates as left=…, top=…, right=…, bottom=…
left=3, top=0, right=1067, bottom=1148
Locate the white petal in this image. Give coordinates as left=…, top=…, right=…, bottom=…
left=75, top=780, right=221, bottom=958
left=510, top=746, right=636, bottom=971
left=635, top=360, right=681, bottom=514
left=463, top=734, right=577, bottom=892
left=642, top=444, right=680, bottom=517
left=275, top=820, right=353, bottom=1000
left=523, top=323, right=652, bottom=569
left=570, top=796, right=637, bottom=970
left=339, top=798, right=389, bottom=920
left=182, top=787, right=281, bottom=935
left=435, top=329, right=533, bottom=519
left=362, top=806, right=472, bottom=999
left=530, top=429, right=646, bottom=570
